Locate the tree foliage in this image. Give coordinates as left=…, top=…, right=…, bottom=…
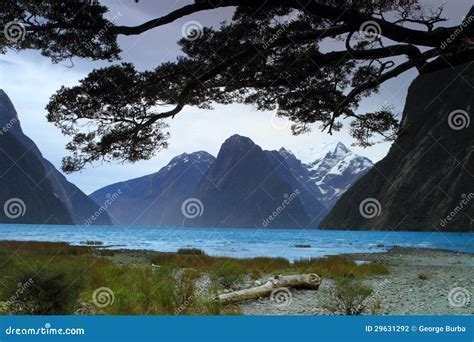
left=1, top=0, right=473, bottom=172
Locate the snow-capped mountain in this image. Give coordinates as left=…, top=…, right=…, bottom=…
left=90, top=138, right=372, bottom=228
left=192, top=135, right=326, bottom=228
left=90, top=151, right=215, bottom=226
left=305, top=142, right=373, bottom=206
left=279, top=142, right=373, bottom=208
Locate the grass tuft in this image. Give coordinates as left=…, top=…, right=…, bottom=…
left=0, top=240, right=389, bottom=316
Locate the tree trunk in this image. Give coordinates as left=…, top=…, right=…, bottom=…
left=215, top=273, right=321, bottom=305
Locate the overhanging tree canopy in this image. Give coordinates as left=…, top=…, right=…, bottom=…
left=1, top=0, right=473, bottom=172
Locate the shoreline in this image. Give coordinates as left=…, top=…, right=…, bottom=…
left=0, top=240, right=472, bottom=316
left=1, top=238, right=474, bottom=260
left=1, top=222, right=473, bottom=233
left=239, top=246, right=474, bottom=315
left=105, top=245, right=474, bottom=264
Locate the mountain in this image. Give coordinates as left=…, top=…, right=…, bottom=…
left=0, top=89, right=112, bottom=225
left=90, top=151, right=215, bottom=226
left=277, top=147, right=329, bottom=220
left=304, top=142, right=373, bottom=206
left=320, top=63, right=474, bottom=231
left=0, top=131, right=74, bottom=224
left=90, top=135, right=373, bottom=228
left=191, top=135, right=326, bottom=228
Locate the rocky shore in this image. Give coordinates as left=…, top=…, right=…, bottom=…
left=239, top=247, right=474, bottom=315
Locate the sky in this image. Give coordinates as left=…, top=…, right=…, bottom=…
left=0, top=0, right=471, bottom=194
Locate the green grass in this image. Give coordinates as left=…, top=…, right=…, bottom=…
left=294, top=256, right=389, bottom=279
left=210, top=260, right=245, bottom=288
left=0, top=242, right=228, bottom=315
left=321, top=278, right=375, bottom=315
left=0, top=241, right=388, bottom=315
left=150, top=252, right=389, bottom=280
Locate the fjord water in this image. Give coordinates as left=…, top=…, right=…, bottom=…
left=0, top=224, right=473, bottom=261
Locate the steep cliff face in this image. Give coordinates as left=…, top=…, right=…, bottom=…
left=320, top=63, right=474, bottom=231
left=191, top=135, right=322, bottom=228
left=0, top=132, right=73, bottom=224
left=90, top=135, right=373, bottom=228
left=0, top=90, right=112, bottom=225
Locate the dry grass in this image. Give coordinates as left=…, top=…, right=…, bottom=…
left=0, top=241, right=388, bottom=316
left=0, top=240, right=92, bottom=256
left=294, top=256, right=389, bottom=278
left=150, top=251, right=389, bottom=279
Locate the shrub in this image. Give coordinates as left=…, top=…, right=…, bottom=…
left=5, top=264, right=86, bottom=315
left=418, top=273, right=428, bottom=280
left=176, top=248, right=206, bottom=256
left=174, top=270, right=197, bottom=315
left=210, top=260, right=245, bottom=288
left=322, top=278, right=373, bottom=315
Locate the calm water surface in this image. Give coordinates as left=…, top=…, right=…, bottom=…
left=0, top=224, right=473, bottom=261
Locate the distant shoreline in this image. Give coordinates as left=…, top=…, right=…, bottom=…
left=1, top=222, right=473, bottom=233
left=1, top=239, right=473, bottom=259
left=1, top=224, right=473, bottom=262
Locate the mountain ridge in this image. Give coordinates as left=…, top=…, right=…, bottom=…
left=90, top=151, right=216, bottom=226
left=0, top=90, right=112, bottom=225
left=90, top=134, right=373, bottom=228
left=320, top=63, right=474, bottom=231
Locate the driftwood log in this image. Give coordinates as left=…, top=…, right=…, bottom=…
left=215, top=273, right=321, bottom=305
